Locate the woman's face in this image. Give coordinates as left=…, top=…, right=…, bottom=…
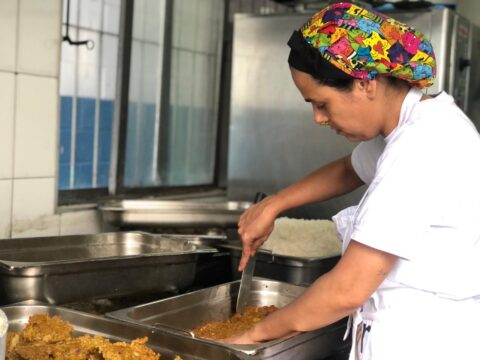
left=290, top=68, right=385, bottom=142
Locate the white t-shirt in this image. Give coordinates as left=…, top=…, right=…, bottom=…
left=350, top=88, right=480, bottom=300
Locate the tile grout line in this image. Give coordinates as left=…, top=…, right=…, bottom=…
left=8, top=176, right=57, bottom=181
left=56, top=0, right=63, bottom=236
left=14, top=0, right=19, bottom=75
left=9, top=0, right=21, bottom=238
left=9, top=73, right=17, bottom=237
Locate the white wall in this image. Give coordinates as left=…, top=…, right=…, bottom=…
left=0, top=0, right=104, bottom=239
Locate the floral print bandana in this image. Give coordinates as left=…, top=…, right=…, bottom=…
left=296, top=2, right=436, bottom=88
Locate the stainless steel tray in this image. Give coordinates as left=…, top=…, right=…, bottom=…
left=221, top=242, right=340, bottom=286
left=0, top=232, right=216, bottom=305
left=99, top=199, right=251, bottom=227
left=2, top=305, right=245, bottom=359
left=107, top=279, right=347, bottom=359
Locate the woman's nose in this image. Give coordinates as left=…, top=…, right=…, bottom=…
left=313, top=109, right=329, bottom=126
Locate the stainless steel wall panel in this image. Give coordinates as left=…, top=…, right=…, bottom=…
left=227, top=14, right=363, bottom=219
left=227, top=9, right=480, bottom=219
left=353, top=8, right=453, bottom=97
left=467, top=24, right=480, bottom=129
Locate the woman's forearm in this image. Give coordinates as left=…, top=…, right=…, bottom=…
left=270, top=154, right=364, bottom=215
left=247, top=241, right=397, bottom=342
left=248, top=271, right=355, bottom=342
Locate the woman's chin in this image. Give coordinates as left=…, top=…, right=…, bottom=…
left=342, top=133, right=362, bottom=142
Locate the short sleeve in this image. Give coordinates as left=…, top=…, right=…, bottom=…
left=350, top=93, right=480, bottom=299
left=351, top=136, right=385, bottom=185
left=350, top=130, right=433, bottom=260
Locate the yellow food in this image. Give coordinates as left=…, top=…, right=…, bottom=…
left=191, top=305, right=277, bottom=340
left=6, top=313, right=169, bottom=360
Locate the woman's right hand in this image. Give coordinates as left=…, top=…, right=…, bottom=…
left=237, top=195, right=280, bottom=271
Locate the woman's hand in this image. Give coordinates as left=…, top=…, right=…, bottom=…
left=219, top=326, right=300, bottom=345
left=237, top=195, right=280, bottom=271
left=218, top=329, right=258, bottom=345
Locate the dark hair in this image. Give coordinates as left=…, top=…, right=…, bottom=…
left=310, top=73, right=411, bottom=92
left=311, top=76, right=355, bottom=91
left=287, top=31, right=354, bottom=84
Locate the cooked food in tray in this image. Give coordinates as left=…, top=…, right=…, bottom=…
left=191, top=305, right=277, bottom=340
left=6, top=313, right=171, bottom=360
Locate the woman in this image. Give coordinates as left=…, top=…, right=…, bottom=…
left=223, top=3, right=480, bottom=359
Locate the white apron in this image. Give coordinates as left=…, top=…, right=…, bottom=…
left=333, top=205, right=480, bottom=360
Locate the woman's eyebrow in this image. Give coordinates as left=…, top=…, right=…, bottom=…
left=304, top=98, right=312, bottom=103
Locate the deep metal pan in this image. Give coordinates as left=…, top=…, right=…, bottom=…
left=0, top=232, right=216, bottom=304
left=220, top=242, right=340, bottom=286
left=99, top=199, right=251, bottom=227
left=2, top=305, right=245, bottom=360
left=107, top=278, right=347, bottom=359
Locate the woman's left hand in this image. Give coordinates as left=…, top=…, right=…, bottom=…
left=218, top=330, right=258, bottom=345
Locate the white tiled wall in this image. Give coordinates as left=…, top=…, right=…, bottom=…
left=14, top=75, right=58, bottom=178
left=0, top=0, right=104, bottom=239
left=17, top=0, right=61, bottom=76
left=59, top=210, right=103, bottom=236
left=0, top=72, right=15, bottom=180
left=12, top=177, right=60, bottom=231
left=0, top=180, right=13, bottom=239
left=0, top=0, right=18, bottom=72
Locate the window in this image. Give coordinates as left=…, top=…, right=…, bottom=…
left=123, top=0, right=166, bottom=187
left=125, top=0, right=224, bottom=187
left=59, top=0, right=120, bottom=191
left=58, top=0, right=225, bottom=204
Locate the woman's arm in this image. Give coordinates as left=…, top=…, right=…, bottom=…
left=237, top=154, right=364, bottom=270
left=268, top=154, right=364, bottom=215
left=224, top=240, right=397, bottom=344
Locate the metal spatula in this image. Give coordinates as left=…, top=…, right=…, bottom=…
left=236, top=192, right=267, bottom=314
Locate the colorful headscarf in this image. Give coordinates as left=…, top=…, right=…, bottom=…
left=287, top=2, right=436, bottom=88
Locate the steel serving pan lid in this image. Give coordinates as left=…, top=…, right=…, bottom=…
left=99, top=199, right=252, bottom=227
left=99, top=199, right=252, bottom=212
left=0, top=231, right=217, bottom=270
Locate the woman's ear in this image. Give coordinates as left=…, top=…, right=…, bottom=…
left=355, top=79, right=378, bottom=100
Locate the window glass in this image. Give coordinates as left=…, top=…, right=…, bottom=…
left=98, top=34, right=118, bottom=187
left=124, top=0, right=224, bottom=188
left=58, top=0, right=120, bottom=190
left=79, top=0, right=102, bottom=30
left=165, top=0, right=224, bottom=186
left=59, top=25, right=77, bottom=190
left=124, top=0, right=166, bottom=187
left=103, top=0, right=120, bottom=34
left=125, top=40, right=161, bottom=186
left=60, top=0, right=224, bottom=195
left=75, top=29, right=100, bottom=189
left=63, top=0, right=78, bottom=26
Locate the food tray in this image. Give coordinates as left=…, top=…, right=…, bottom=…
left=107, top=279, right=347, bottom=359
left=221, top=242, right=340, bottom=286
left=1, top=305, right=245, bottom=359
left=99, top=199, right=251, bottom=228
left=0, top=232, right=216, bottom=305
